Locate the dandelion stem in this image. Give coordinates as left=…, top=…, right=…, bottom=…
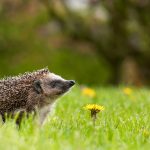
left=91, top=110, right=97, bottom=126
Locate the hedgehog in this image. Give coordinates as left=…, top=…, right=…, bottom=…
left=0, top=68, right=75, bottom=125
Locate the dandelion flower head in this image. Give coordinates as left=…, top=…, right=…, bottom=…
left=82, top=87, right=96, bottom=98
left=123, top=87, right=132, bottom=95
left=84, top=104, right=105, bottom=112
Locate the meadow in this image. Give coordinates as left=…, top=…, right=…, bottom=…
left=0, top=86, right=149, bottom=150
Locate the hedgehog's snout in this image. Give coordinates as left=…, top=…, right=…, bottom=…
left=68, top=80, right=75, bottom=87
left=62, top=80, right=75, bottom=92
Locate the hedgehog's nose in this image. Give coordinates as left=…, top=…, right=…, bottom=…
left=69, top=80, right=75, bottom=86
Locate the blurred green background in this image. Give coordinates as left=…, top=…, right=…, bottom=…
left=0, top=0, right=150, bottom=86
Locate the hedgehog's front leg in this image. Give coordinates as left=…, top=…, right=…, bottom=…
left=38, top=104, right=51, bottom=126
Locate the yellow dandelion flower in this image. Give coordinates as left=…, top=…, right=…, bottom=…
left=83, top=104, right=105, bottom=126
left=123, top=87, right=132, bottom=95
left=84, top=104, right=105, bottom=112
left=82, top=87, right=96, bottom=98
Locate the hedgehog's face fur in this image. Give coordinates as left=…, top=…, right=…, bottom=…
left=33, top=73, right=75, bottom=100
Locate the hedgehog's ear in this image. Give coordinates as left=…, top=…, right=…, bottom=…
left=33, top=80, right=42, bottom=94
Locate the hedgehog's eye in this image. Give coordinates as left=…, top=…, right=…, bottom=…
left=50, top=80, right=62, bottom=88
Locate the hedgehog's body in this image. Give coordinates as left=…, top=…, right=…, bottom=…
left=0, top=68, right=75, bottom=125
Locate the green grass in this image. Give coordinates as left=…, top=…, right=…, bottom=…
left=0, top=87, right=150, bottom=150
